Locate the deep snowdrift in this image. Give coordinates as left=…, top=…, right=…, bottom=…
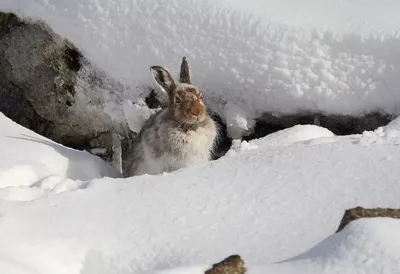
left=270, top=218, right=400, bottom=274
left=155, top=218, right=400, bottom=274
left=0, top=113, right=120, bottom=201
left=2, top=0, right=400, bottom=128
left=1, top=114, right=400, bottom=273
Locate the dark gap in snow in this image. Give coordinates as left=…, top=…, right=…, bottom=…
left=217, top=111, right=393, bottom=158
left=210, top=114, right=233, bottom=160
left=145, top=89, right=163, bottom=109
left=212, top=111, right=394, bottom=159
left=247, top=112, right=394, bottom=141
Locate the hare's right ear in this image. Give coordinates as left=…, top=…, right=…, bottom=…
left=150, top=66, right=176, bottom=95
left=179, top=56, right=191, bottom=84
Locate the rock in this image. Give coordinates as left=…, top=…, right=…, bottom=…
left=0, top=11, right=131, bottom=165
left=205, top=255, right=246, bottom=274
left=336, top=206, right=400, bottom=232
left=0, top=12, right=24, bottom=37
left=89, top=132, right=114, bottom=149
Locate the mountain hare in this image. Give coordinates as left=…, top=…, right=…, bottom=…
left=124, top=57, right=217, bottom=177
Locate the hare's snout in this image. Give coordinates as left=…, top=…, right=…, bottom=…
left=187, top=96, right=206, bottom=121
left=181, top=100, right=206, bottom=123
left=190, top=100, right=204, bottom=117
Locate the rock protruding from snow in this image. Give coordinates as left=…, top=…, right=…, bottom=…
left=205, top=255, right=245, bottom=274
left=0, top=12, right=132, bottom=162
left=336, top=206, right=400, bottom=232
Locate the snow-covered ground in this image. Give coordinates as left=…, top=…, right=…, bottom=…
left=2, top=0, right=400, bottom=129
left=1, top=112, right=400, bottom=274
left=0, top=113, right=120, bottom=201
left=2, top=0, right=400, bottom=273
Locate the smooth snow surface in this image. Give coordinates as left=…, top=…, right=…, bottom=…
left=1, top=113, right=400, bottom=274
left=2, top=0, right=400, bottom=127
left=155, top=218, right=400, bottom=274
left=0, top=113, right=120, bottom=201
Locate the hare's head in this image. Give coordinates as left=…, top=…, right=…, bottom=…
left=150, top=57, right=207, bottom=125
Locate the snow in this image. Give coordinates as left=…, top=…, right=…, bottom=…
left=1, top=112, right=400, bottom=273
left=226, top=124, right=335, bottom=156
left=271, top=218, right=400, bottom=274
left=156, top=218, right=400, bottom=274
left=0, top=113, right=120, bottom=201
left=123, top=100, right=160, bottom=134
left=360, top=116, right=400, bottom=146
left=224, top=102, right=255, bottom=139
left=2, top=0, right=400, bottom=133
left=1, top=0, right=400, bottom=273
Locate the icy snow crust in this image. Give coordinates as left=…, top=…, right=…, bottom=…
left=1, top=114, right=400, bottom=273
left=2, top=0, right=400, bottom=123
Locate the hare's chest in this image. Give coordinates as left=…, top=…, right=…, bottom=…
left=180, top=129, right=214, bottom=158
left=164, top=124, right=216, bottom=166
left=141, top=120, right=216, bottom=174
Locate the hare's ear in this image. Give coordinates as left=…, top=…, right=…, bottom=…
left=150, top=66, right=176, bottom=95
left=179, top=56, right=191, bottom=84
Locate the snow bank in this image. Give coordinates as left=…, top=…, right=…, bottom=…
left=251, top=218, right=400, bottom=274
left=1, top=122, right=400, bottom=274
left=273, top=218, right=400, bottom=274
left=0, top=113, right=120, bottom=201
left=226, top=124, right=335, bottom=155
left=360, top=115, right=400, bottom=145
left=2, top=0, right=400, bottom=127
left=156, top=218, right=400, bottom=274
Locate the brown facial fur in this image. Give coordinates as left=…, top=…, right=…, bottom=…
left=172, top=86, right=206, bottom=124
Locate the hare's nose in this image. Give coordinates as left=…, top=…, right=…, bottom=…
left=191, top=102, right=203, bottom=116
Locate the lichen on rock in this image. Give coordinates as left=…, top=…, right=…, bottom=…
left=336, top=206, right=400, bottom=232
left=0, top=11, right=130, bottom=167
left=205, top=255, right=246, bottom=274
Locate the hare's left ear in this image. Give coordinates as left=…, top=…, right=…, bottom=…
left=179, top=56, right=191, bottom=84
left=150, top=66, right=176, bottom=96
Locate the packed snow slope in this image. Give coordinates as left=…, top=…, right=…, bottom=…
left=0, top=113, right=120, bottom=201
left=155, top=218, right=400, bottom=274
left=2, top=0, right=400, bottom=123
left=1, top=113, right=400, bottom=273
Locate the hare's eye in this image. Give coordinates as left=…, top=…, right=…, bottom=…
left=175, top=97, right=182, bottom=104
